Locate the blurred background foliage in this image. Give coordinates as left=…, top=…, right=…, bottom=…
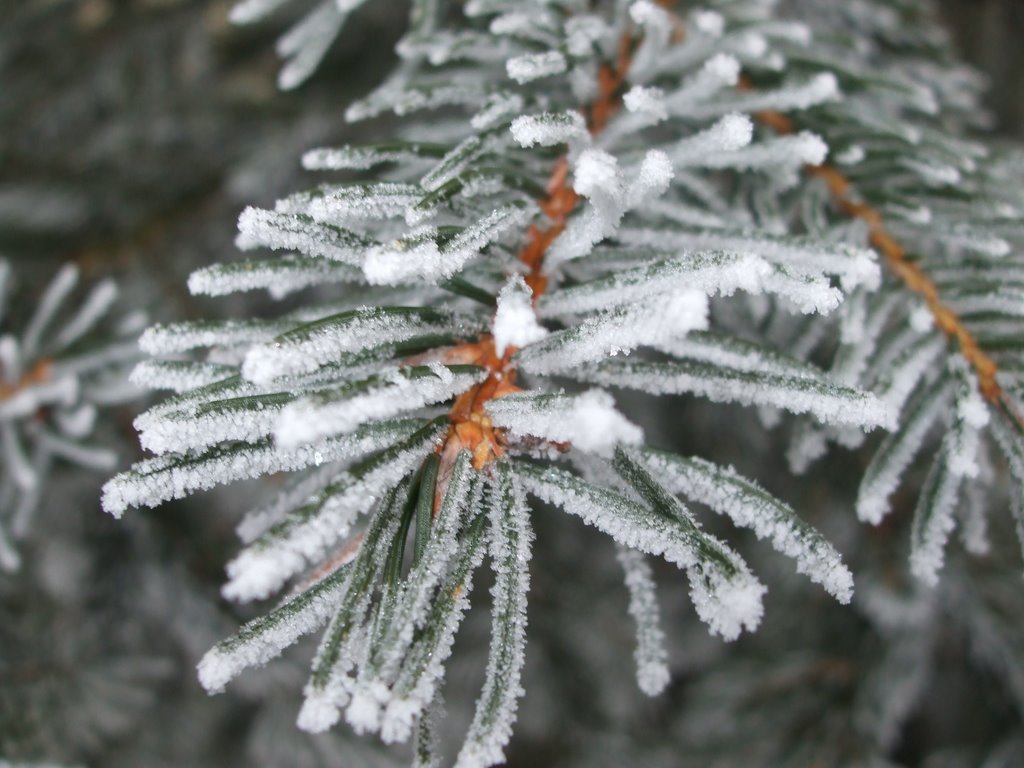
left=1, top=1, right=1023, bottom=766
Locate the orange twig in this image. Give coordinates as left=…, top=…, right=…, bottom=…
left=431, top=19, right=660, bottom=488
left=742, top=80, right=1004, bottom=405
left=0, top=358, right=52, bottom=402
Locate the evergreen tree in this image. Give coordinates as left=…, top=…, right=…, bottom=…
left=5, top=1, right=1024, bottom=766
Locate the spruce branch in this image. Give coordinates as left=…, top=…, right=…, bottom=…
left=98, top=0, right=1024, bottom=763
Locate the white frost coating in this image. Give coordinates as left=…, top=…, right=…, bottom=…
left=362, top=239, right=443, bottom=285
left=546, top=150, right=672, bottom=266
left=877, top=337, right=946, bottom=417
left=301, top=145, right=422, bottom=171
left=54, top=278, right=118, bottom=349
left=640, top=451, right=853, bottom=603
left=472, top=92, right=525, bottom=131
left=564, top=15, right=609, bottom=57
left=486, top=389, right=643, bottom=455
left=0, top=375, right=78, bottom=421
left=624, top=227, right=879, bottom=292
left=365, top=206, right=527, bottom=284
left=696, top=132, right=828, bottom=172
left=627, top=2, right=673, bottom=83
left=910, top=440, right=964, bottom=587
left=274, top=368, right=484, bottom=448
left=275, top=1, right=354, bottom=91
left=616, top=546, right=670, bottom=696
left=506, top=51, right=566, bottom=83
left=101, top=420, right=419, bottom=517
left=629, top=0, right=669, bottom=26
left=573, top=148, right=619, bottom=200
left=224, top=453, right=426, bottom=602
left=492, top=276, right=548, bottom=356
left=857, top=380, right=952, bottom=525
left=236, top=461, right=344, bottom=543
left=510, top=112, right=588, bottom=148
left=655, top=334, right=820, bottom=382
left=385, top=517, right=488, bottom=722
left=623, top=86, right=668, bottom=123
left=277, top=183, right=420, bottom=223
left=240, top=309, right=470, bottom=385
left=540, top=251, right=769, bottom=316
left=139, top=318, right=291, bottom=355
left=575, top=358, right=892, bottom=430
left=662, top=54, right=740, bottom=113
left=454, top=470, right=532, bottom=768
left=626, top=150, right=674, bottom=208
left=134, top=396, right=284, bottom=455
left=197, top=568, right=349, bottom=694
left=664, top=231, right=877, bottom=293
left=351, top=458, right=475, bottom=743
left=835, top=145, right=866, bottom=165
left=760, top=267, right=842, bottom=315
left=518, top=464, right=763, bottom=640
left=522, top=292, right=708, bottom=373
left=189, top=258, right=359, bottom=298
left=366, top=474, right=486, bottom=743
left=23, top=264, right=78, bottom=358
left=228, top=0, right=289, bottom=24
left=686, top=73, right=839, bottom=119
left=946, top=370, right=990, bottom=479
left=691, top=10, right=724, bottom=37
left=235, top=207, right=367, bottom=264
left=669, top=114, right=753, bottom=167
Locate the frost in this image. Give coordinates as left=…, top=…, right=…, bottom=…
left=471, top=92, right=525, bottom=131
left=102, top=418, right=423, bottom=517
left=616, top=546, right=670, bottom=696
left=275, top=1, right=366, bottom=91
left=224, top=427, right=439, bottom=601
left=189, top=257, right=360, bottom=298
left=455, top=466, right=531, bottom=768
left=546, top=149, right=673, bottom=266
left=274, top=367, right=484, bottom=448
left=910, top=433, right=964, bottom=586
left=573, top=357, right=892, bottom=430
left=691, top=10, right=725, bottom=37
left=623, top=86, right=668, bottom=123
left=486, top=389, right=643, bottom=455
left=661, top=54, right=741, bottom=114
left=228, top=0, right=289, bottom=24
left=54, top=278, right=118, bottom=349
left=240, top=307, right=478, bottom=385
left=695, top=132, right=829, bottom=173
left=522, top=292, right=708, bottom=373
left=509, top=112, right=588, bottom=148
left=492, top=276, right=548, bottom=356
left=640, top=450, right=853, bottom=602
left=363, top=206, right=528, bottom=284
left=23, top=264, right=78, bottom=358
left=235, top=207, right=371, bottom=264
left=945, top=367, right=990, bottom=479
left=354, top=455, right=475, bottom=742
left=614, top=227, right=880, bottom=292
left=517, top=457, right=764, bottom=641
left=197, top=565, right=349, bottom=694
left=687, top=73, right=839, bottom=118
left=857, top=379, right=952, bottom=525
left=655, top=332, right=822, bottom=382
left=538, top=251, right=768, bottom=314
left=506, top=51, right=566, bottom=83
left=669, top=114, right=754, bottom=166
left=134, top=391, right=288, bottom=454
